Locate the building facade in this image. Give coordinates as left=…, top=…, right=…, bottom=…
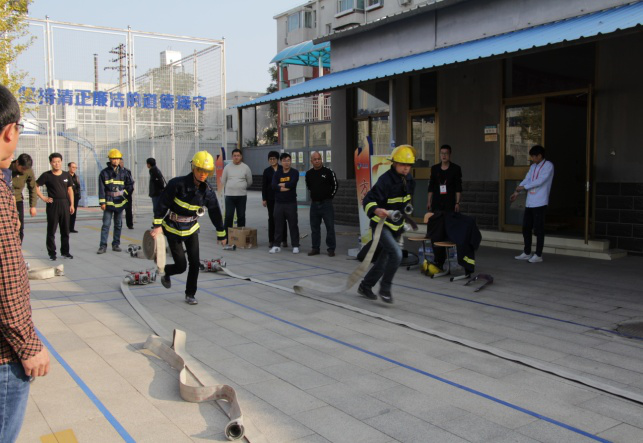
left=246, top=0, right=643, bottom=255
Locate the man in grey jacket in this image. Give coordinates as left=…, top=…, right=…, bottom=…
left=221, top=148, right=253, bottom=236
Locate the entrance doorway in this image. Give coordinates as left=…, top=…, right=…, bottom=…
left=409, top=110, right=437, bottom=221
left=501, top=90, right=591, bottom=240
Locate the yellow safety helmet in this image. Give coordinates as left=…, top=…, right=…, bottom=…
left=191, top=150, right=215, bottom=173
left=421, top=260, right=443, bottom=276
left=390, top=144, right=416, bottom=165
left=107, top=149, right=123, bottom=159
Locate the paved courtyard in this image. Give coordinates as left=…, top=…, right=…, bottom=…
left=19, top=191, right=643, bottom=442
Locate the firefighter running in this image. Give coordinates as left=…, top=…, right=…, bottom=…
left=358, top=145, right=416, bottom=304
left=150, top=151, right=227, bottom=305
left=97, top=149, right=133, bottom=254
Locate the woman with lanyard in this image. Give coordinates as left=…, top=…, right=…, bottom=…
left=511, top=145, right=555, bottom=263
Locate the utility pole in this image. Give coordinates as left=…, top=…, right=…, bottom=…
left=105, top=43, right=127, bottom=91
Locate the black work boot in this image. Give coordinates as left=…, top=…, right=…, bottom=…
left=161, top=274, right=171, bottom=289
left=185, top=296, right=198, bottom=305
left=379, top=288, right=394, bottom=304
left=97, top=246, right=106, bottom=254
left=358, top=282, right=377, bottom=300
left=112, top=245, right=122, bottom=252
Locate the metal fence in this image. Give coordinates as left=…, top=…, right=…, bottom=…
left=12, top=18, right=225, bottom=213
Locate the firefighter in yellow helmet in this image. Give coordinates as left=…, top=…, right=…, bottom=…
left=97, top=148, right=133, bottom=254
left=358, top=145, right=416, bottom=304
left=150, top=150, right=227, bottom=305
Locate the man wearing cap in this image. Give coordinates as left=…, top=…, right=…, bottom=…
left=151, top=151, right=227, bottom=305
left=97, top=149, right=132, bottom=254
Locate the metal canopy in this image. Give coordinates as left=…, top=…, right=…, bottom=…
left=238, top=2, right=643, bottom=108
left=271, top=40, right=331, bottom=68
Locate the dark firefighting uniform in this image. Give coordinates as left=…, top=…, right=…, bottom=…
left=154, top=173, right=226, bottom=297
left=361, top=166, right=415, bottom=291
left=98, top=164, right=132, bottom=248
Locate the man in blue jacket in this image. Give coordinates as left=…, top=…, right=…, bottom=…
left=97, top=149, right=133, bottom=254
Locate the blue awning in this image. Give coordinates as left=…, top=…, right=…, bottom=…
left=271, top=40, right=331, bottom=68
left=238, top=2, right=643, bottom=108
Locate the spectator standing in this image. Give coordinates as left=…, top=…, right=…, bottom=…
left=67, top=162, right=81, bottom=233
left=261, top=150, right=287, bottom=248
left=97, top=149, right=132, bottom=254
left=221, top=149, right=252, bottom=238
left=270, top=152, right=300, bottom=254
left=10, top=153, right=37, bottom=243
left=147, top=157, right=166, bottom=214
left=0, top=84, right=50, bottom=443
left=427, top=144, right=463, bottom=269
left=35, top=153, right=75, bottom=260
left=119, top=159, right=135, bottom=229
left=511, top=145, right=554, bottom=263
left=305, top=151, right=338, bottom=256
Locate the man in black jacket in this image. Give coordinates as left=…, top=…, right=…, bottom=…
left=305, top=151, right=338, bottom=256
left=147, top=158, right=166, bottom=214
left=428, top=144, right=463, bottom=270
left=67, top=162, right=81, bottom=233
left=270, top=153, right=300, bottom=254
left=120, top=159, right=135, bottom=229
left=261, top=151, right=287, bottom=248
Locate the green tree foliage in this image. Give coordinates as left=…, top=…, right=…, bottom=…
left=0, top=0, right=34, bottom=114
left=264, top=65, right=279, bottom=144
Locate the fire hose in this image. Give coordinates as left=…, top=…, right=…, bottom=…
left=28, top=264, right=65, bottom=280
left=119, top=231, right=261, bottom=442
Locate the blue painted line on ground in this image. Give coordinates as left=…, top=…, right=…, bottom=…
left=36, top=329, right=136, bottom=442
left=195, top=286, right=612, bottom=443
left=277, top=258, right=643, bottom=341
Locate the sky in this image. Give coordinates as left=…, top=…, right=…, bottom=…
left=27, top=0, right=306, bottom=93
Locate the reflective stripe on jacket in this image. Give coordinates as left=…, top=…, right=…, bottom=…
left=98, top=164, right=132, bottom=210
left=362, top=166, right=415, bottom=233
left=153, top=173, right=226, bottom=239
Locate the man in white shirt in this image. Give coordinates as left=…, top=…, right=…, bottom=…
left=220, top=149, right=253, bottom=237
left=510, top=145, right=554, bottom=263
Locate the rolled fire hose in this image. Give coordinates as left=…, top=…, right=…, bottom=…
left=120, top=231, right=260, bottom=441
left=28, top=264, right=64, bottom=280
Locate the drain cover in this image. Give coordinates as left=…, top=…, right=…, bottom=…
left=616, top=322, right=643, bottom=338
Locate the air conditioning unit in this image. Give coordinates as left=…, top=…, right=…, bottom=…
left=399, top=0, right=412, bottom=6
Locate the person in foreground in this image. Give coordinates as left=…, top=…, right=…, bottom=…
left=0, top=84, right=50, bottom=443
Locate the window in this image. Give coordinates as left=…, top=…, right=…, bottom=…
left=288, top=13, right=300, bottom=32
left=226, top=115, right=233, bottom=130
left=338, top=0, right=364, bottom=14
left=356, top=82, right=389, bottom=116
left=288, top=10, right=314, bottom=32
left=366, top=0, right=382, bottom=9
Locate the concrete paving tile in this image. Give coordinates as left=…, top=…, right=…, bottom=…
left=439, top=350, right=521, bottom=379
left=276, top=344, right=345, bottom=369
left=66, top=319, right=116, bottom=339
left=226, top=342, right=291, bottom=367
left=203, top=356, right=276, bottom=386
left=364, top=409, right=469, bottom=443
left=30, top=386, right=105, bottom=429
left=214, top=316, right=267, bottom=335
left=287, top=434, right=332, bottom=443
left=305, top=382, right=393, bottom=421
left=84, top=333, right=140, bottom=357
left=60, top=416, right=125, bottom=443
left=551, top=354, right=643, bottom=386
left=578, top=395, right=643, bottom=428
left=370, top=384, right=470, bottom=425
left=148, top=396, right=230, bottom=438
left=499, top=370, right=599, bottom=406
left=293, top=405, right=391, bottom=443
left=244, top=378, right=327, bottom=416
left=16, top=397, right=52, bottom=443
left=126, top=419, right=193, bottom=443
left=515, top=419, right=603, bottom=443
left=265, top=361, right=335, bottom=390
left=241, top=328, right=301, bottom=350
left=490, top=338, right=569, bottom=362
left=597, top=423, right=643, bottom=443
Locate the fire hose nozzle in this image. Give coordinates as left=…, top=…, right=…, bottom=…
left=196, top=207, right=206, bottom=217
left=388, top=210, right=403, bottom=223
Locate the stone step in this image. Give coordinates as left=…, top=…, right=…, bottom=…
left=405, top=227, right=627, bottom=260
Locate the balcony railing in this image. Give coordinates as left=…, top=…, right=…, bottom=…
left=281, top=93, right=331, bottom=124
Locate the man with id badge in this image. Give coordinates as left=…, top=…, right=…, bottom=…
left=511, top=145, right=554, bottom=263
left=427, top=144, right=463, bottom=269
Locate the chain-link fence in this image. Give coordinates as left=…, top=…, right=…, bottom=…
left=12, top=18, right=225, bottom=213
